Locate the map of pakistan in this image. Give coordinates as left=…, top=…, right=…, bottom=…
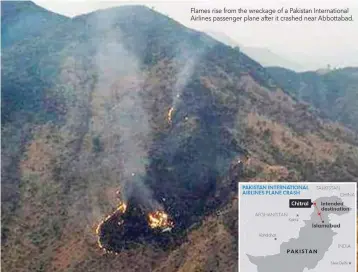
left=239, top=182, right=357, bottom=272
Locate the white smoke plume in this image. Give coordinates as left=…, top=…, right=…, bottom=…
left=55, top=9, right=163, bottom=229
left=88, top=12, right=160, bottom=211
left=169, top=43, right=207, bottom=120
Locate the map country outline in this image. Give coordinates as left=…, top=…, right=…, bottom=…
left=246, top=196, right=351, bottom=272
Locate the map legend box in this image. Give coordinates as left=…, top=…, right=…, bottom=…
left=239, top=182, right=357, bottom=272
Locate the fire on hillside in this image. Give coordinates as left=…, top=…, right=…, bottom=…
left=95, top=197, right=175, bottom=253
left=95, top=105, right=249, bottom=253
left=95, top=201, right=128, bottom=251
left=148, top=210, right=174, bottom=230
left=167, top=107, right=174, bottom=124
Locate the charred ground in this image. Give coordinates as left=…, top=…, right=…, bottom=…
left=97, top=202, right=175, bottom=252
left=97, top=74, right=246, bottom=251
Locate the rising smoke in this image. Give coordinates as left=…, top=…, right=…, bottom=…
left=88, top=11, right=161, bottom=211
left=85, top=11, right=209, bottom=212
left=171, top=44, right=206, bottom=109
left=57, top=8, right=212, bottom=229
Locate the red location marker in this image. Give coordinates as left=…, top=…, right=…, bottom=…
left=313, top=202, right=316, bottom=206
left=318, top=212, right=321, bottom=215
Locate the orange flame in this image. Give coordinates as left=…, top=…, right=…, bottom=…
left=96, top=201, right=127, bottom=251
left=116, top=202, right=127, bottom=213
left=148, top=210, right=174, bottom=229
left=167, top=107, right=174, bottom=124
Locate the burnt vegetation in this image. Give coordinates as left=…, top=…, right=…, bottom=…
left=97, top=71, right=245, bottom=252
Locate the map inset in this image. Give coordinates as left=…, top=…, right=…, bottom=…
left=239, top=182, right=356, bottom=272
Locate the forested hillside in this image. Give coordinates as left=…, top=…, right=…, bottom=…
left=2, top=2, right=357, bottom=271
left=267, top=66, right=358, bottom=131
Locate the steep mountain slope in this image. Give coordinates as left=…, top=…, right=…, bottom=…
left=1, top=1, right=69, bottom=48
left=206, top=30, right=304, bottom=71
left=267, top=66, right=358, bottom=131
left=1, top=1, right=72, bottom=124
left=1, top=4, right=257, bottom=271
left=2, top=2, right=358, bottom=272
